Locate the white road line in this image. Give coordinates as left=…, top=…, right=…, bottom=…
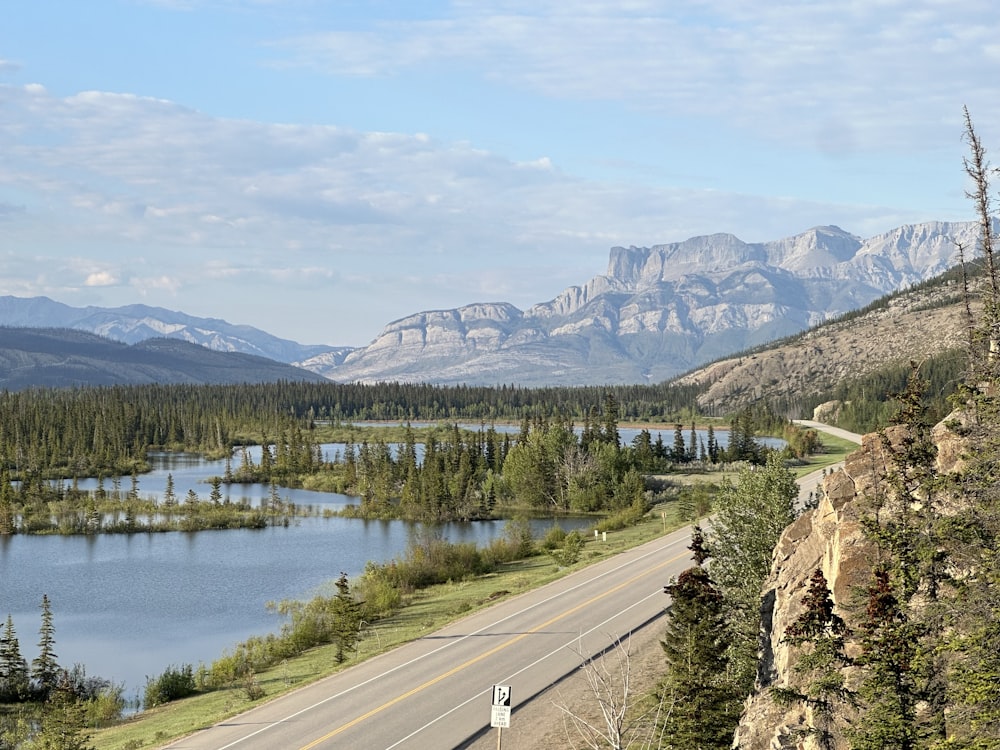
left=208, top=534, right=687, bottom=749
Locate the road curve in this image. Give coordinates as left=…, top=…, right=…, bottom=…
left=161, top=423, right=862, bottom=750
left=793, top=420, right=863, bottom=446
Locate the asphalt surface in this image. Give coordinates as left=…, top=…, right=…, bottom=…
left=161, top=422, right=862, bottom=750
left=162, top=528, right=692, bottom=750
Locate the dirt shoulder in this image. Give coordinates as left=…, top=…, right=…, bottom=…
left=460, top=613, right=666, bottom=749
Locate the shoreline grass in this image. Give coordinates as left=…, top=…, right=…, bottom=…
left=91, top=434, right=860, bottom=750
left=91, top=509, right=685, bottom=750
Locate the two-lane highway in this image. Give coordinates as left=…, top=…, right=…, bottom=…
left=164, top=527, right=694, bottom=749
left=164, top=423, right=862, bottom=750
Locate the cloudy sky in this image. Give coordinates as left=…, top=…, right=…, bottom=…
left=2, top=1, right=998, bottom=346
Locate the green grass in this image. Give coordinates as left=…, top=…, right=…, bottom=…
left=92, top=431, right=863, bottom=750
left=790, top=434, right=860, bottom=478
left=91, top=509, right=683, bottom=750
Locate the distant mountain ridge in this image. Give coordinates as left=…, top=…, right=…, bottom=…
left=324, top=220, right=980, bottom=385
left=0, top=328, right=330, bottom=390
left=0, top=220, right=983, bottom=387
left=0, top=296, right=354, bottom=367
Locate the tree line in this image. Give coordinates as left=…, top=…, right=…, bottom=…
left=1, top=595, right=124, bottom=749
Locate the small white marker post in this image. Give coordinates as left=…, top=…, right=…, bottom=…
left=491, top=684, right=512, bottom=749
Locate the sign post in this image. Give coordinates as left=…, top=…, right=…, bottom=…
left=491, top=684, right=512, bottom=749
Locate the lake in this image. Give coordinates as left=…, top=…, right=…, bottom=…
left=0, top=446, right=594, bottom=700
left=0, top=424, right=783, bottom=699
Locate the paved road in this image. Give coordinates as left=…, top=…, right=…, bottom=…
left=163, top=527, right=693, bottom=750
left=793, top=420, right=863, bottom=446
left=162, top=422, right=863, bottom=750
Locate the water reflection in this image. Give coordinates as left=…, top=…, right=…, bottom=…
left=2, top=449, right=594, bottom=697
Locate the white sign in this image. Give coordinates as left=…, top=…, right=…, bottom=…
left=491, top=704, right=511, bottom=729
left=492, top=684, right=511, bottom=706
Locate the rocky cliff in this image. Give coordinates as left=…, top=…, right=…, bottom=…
left=327, top=221, right=982, bottom=386
left=733, top=416, right=969, bottom=749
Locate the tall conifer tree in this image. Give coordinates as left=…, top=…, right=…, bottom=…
left=658, top=535, right=740, bottom=749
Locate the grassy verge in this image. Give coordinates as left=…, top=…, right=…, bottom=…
left=790, top=433, right=860, bottom=477
left=91, top=439, right=857, bottom=750
left=91, top=506, right=687, bottom=750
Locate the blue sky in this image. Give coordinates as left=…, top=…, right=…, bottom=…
left=2, top=1, right=998, bottom=346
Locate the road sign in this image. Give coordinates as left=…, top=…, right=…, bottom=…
left=490, top=704, right=511, bottom=729
left=492, top=684, right=511, bottom=706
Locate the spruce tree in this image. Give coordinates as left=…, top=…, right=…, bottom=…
left=330, top=572, right=362, bottom=664
left=773, top=569, right=854, bottom=750
left=32, top=594, right=60, bottom=699
left=848, top=569, right=919, bottom=750
left=659, top=557, right=740, bottom=749
left=0, top=614, right=30, bottom=702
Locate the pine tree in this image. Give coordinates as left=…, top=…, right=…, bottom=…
left=601, top=392, right=621, bottom=448
left=0, top=614, right=30, bottom=702
left=848, top=569, right=919, bottom=750
left=672, top=424, right=686, bottom=463
left=706, top=425, right=719, bottom=463
left=330, top=572, right=362, bottom=664
left=772, top=569, right=854, bottom=750
left=163, top=472, right=176, bottom=507
left=659, top=559, right=740, bottom=748
left=32, top=594, right=60, bottom=698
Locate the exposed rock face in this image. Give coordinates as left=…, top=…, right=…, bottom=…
left=734, top=419, right=967, bottom=749
left=0, top=221, right=983, bottom=387
left=328, top=221, right=981, bottom=386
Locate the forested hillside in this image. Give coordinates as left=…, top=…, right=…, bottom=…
left=0, top=328, right=328, bottom=390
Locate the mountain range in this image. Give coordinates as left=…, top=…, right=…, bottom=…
left=0, top=220, right=983, bottom=388
left=0, top=328, right=328, bottom=390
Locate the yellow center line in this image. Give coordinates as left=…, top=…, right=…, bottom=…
left=298, top=548, right=687, bottom=749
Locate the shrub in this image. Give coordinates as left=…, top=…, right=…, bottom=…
left=143, top=664, right=197, bottom=708
left=540, top=523, right=568, bottom=550
left=357, top=562, right=403, bottom=619
left=549, top=530, right=584, bottom=567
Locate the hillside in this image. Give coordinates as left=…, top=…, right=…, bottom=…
left=0, top=328, right=329, bottom=390
left=671, top=270, right=971, bottom=415
left=0, top=296, right=353, bottom=367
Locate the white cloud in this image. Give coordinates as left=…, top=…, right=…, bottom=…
left=270, top=0, right=1000, bottom=153
left=2, top=0, right=991, bottom=344
left=84, top=271, right=119, bottom=287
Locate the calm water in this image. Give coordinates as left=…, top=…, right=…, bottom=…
left=0, top=425, right=782, bottom=698
left=0, top=515, right=539, bottom=700
left=0, top=446, right=592, bottom=698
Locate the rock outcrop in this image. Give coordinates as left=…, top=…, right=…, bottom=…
left=734, top=417, right=969, bottom=749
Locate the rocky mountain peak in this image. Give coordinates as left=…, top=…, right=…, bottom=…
left=0, top=220, right=986, bottom=388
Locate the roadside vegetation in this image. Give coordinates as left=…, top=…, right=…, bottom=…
left=9, top=119, right=997, bottom=749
